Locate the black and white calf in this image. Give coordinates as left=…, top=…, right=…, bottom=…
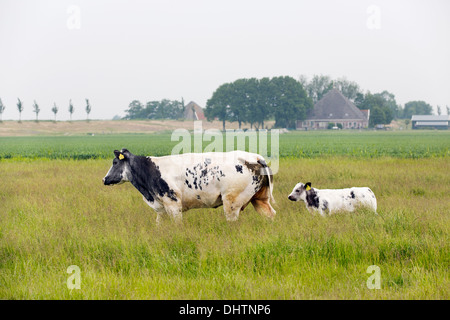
left=103, top=149, right=276, bottom=224
left=288, top=182, right=377, bottom=216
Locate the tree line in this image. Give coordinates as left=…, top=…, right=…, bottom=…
left=0, top=98, right=92, bottom=122
left=204, top=74, right=446, bottom=129
left=122, top=77, right=313, bottom=129
left=122, top=73, right=444, bottom=129
left=123, top=99, right=186, bottom=120
left=4, top=74, right=442, bottom=126
left=205, top=76, right=312, bottom=130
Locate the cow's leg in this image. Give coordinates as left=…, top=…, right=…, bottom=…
left=164, top=207, right=182, bottom=224
left=222, top=197, right=240, bottom=222
left=163, top=202, right=183, bottom=224
left=222, top=193, right=251, bottom=222
left=143, top=196, right=167, bottom=226
left=155, top=212, right=164, bottom=226
left=251, top=198, right=276, bottom=219
left=250, top=185, right=276, bottom=219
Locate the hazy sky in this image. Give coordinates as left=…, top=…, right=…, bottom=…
left=0, top=0, right=449, bottom=120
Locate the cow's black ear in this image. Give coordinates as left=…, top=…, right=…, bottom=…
left=121, top=148, right=130, bottom=155
left=114, top=150, right=127, bottom=160
left=305, top=182, right=312, bottom=191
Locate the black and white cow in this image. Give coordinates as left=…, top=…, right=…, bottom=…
left=288, top=182, right=377, bottom=216
left=103, top=149, right=276, bottom=224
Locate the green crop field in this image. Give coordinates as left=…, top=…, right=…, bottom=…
left=0, top=130, right=449, bottom=160
left=0, top=130, right=449, bottom=299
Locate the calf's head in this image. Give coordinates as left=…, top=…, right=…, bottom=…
left=103, top=149, right=132, bottom=185
left=288, top=182, right=312, bottom=201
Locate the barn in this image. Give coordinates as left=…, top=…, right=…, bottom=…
left=411, top=115, right=449, bottom=130
left=296, top=89, right=369, bottom=130
left=184, top=101, right=206, bottom=121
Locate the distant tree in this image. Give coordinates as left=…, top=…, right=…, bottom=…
left=298, top=75, right=308, bottom=88
left=334, top=77, right=362, bottom=102
left=145, top=101, right=159, bottom=119
left=52, top=102, right=58, bottom=121
left=68, top=99, right=74, bottom=121
left=174, top=100, right=185, bottom=119
left=359, top=92, right=393, bottom=126
left=376, top=90, right=400, bottom=118
left=124, top=99, right=185, bottom=120
left=404, top=119, right=410, bottom=128
left=213, top=77, right=270, bottom=129
left=436, top=105, right=441, bottom=115
left=206, top=76, right=312, bottom=130
left=252, top=77, right=272, bottom=129
left=205, top=83, right=234, bottom=131
left=354, top=92, right=365, bottom=109
left=0, top=98, right=5, bottom=122
left=33, top=100, right=40, bottom=122
left=227, top=79, right=252, bottom=129
left=447, top=105, right=450, bottom=116
left=304, top=74, right=333, bottom=104
left=270, top=76, right=313, bottom=128
left=85, top=99, right=91, bottom=120
left=154, top=99, right=184, bottom=120
left=153, top=100, right=168, bottom=119
left=17, top=98, right=23, bottom=122
left=124, top=100, right=145, bottom=119
left=300, top=75, right=362, bottom=104
left=370, top=106, right=387, bottom=126
left=397, top=104, right=404, bottom=118
left=403, top=101, right=433, bottom=119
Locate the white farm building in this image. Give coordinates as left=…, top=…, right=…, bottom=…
left=411, top=115, right=449, bottom=130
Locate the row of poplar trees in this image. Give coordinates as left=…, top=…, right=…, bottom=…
left=0, top=98, right=92, bottom=122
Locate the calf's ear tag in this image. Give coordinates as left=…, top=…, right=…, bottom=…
left=306, top=185, right=311, bottom=191
left=119, top=153, right=125, bottom=160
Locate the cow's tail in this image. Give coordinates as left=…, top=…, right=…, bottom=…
left=257, top=158, right=275, bottom=204
left=238, top=157, right=275, bottom=203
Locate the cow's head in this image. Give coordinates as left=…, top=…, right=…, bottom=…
left=288, top=182, right=311, bottom=201
left=103, top=149, right=132, bottom=185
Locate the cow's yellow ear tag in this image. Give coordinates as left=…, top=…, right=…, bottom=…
left=119, top=154, right=125, bottom=160
left=306, top=185, right=311, bottom=191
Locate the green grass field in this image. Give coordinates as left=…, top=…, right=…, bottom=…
left=0, top=130, right=449, bottom=299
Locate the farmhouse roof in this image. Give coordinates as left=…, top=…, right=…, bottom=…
left=411, top=115, right=449, bottom=121
left=307, top=89, right=367, bottom=121
left=183, top=101, right=205, bottom=120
